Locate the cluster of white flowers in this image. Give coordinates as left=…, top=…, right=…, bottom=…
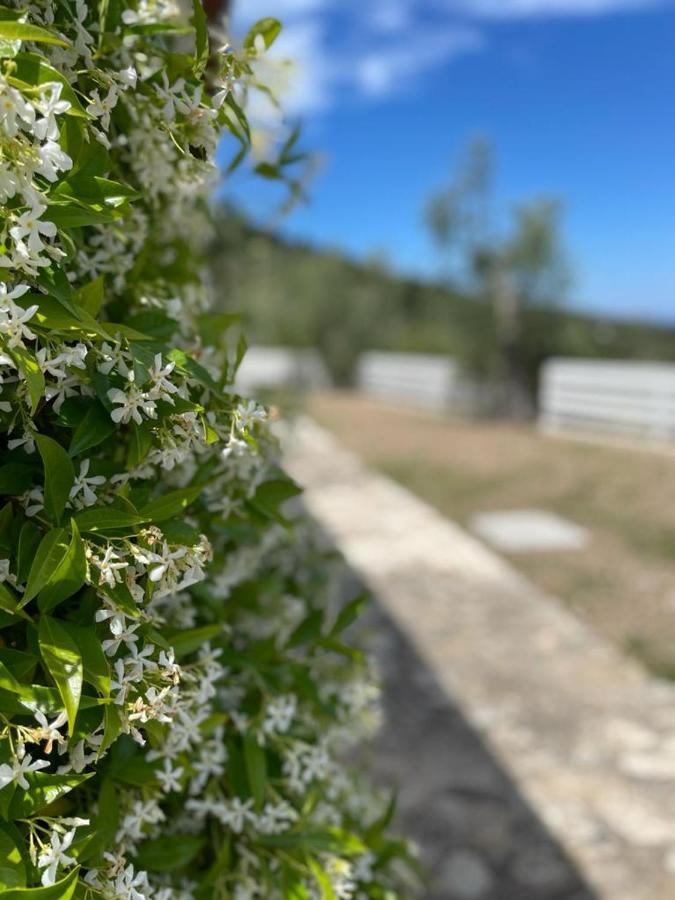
left=0, top=1, right=412, bottom=896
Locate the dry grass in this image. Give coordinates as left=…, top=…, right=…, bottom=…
left=307, top=391, right=675, bottom=677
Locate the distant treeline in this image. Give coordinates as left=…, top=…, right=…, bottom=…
left=211, top=209, right=675, bottom=394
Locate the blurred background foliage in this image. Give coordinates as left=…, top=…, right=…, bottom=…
left=211, top=202, right=675, bottom=400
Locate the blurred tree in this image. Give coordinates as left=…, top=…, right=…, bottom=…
left=426, top=138, right=570, bottom=418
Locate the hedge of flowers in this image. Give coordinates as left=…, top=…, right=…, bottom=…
left=0, top=1, right=415, bottom=897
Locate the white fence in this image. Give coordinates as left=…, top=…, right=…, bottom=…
left=236, top=347, right=489, bottom=414
left=539, top=358, right=675, bottom=440
left=356, top=351, right=476, bottom=413
left=236, top=346, right=329, bottom=393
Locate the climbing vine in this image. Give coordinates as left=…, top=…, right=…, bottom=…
left=0, top=1, right=414, bottom=897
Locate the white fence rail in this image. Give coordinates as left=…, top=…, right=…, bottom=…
left=236, top=346, right=329, bottom=393
left=236, top=347, right=478, bottom=413
left=540, top=358, right=675, bottom=439
left=357, top=352, right=455, bottom=411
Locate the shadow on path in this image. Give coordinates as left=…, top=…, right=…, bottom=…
left=354, top=593, right=597, bottom=900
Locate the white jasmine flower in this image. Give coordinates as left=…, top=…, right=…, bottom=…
left=262, top=694, right=296, bottom=736
left=10, top=205, right=57, bottom=255
left=32, top=709, right=68, bottom=754
left=95, top=546, right=128, bottom=588
left=0, top=743, right=50, bottom=790
left=156, top=758, right=184, bottom=793
left=102, top=618, right=140, bottom=657
left=235, top=400, right=267, bottom=431
left=86, top=85, right=119, bottom=130
left=118, top=66, right=138, bottom=89
left=37, top=829, right=76, bottom=886
left=108, top=383, right=157, bottom=425
left=34, top=83, right=71, bottom=141
left=36, top=140, right=73, bottom=182
left=69, top=459, right=106, bottom=508
left=0, top=83, right=36, bottom=136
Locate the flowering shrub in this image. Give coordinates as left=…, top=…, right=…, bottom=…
left=0, top=2, right=415, bottom=898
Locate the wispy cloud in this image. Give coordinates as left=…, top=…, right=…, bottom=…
left=353, top=27, right=484, bottom=98
left=233, top=0, right=483, bottom=114
left=450, top=0, right=664, bottom=16
left=232, top=0, right=667, bottom=116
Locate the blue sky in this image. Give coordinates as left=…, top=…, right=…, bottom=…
left=228, top=0, right=675, bottom=324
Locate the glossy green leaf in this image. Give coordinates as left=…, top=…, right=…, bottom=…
left=68, top=402, right=115, bottom=456
left=61, top=620, right=110, bottom=696
left=243, top=735, right=267, bottom=810
left=135, top=834, right=204, bottom=872
left=22, top=528, right=68, bottom=605
left=9, top=347, right=44, bottom=415
left=38, top=616, right=83, bottom=735
left=37, top=521, right=86, bottom=612
left=244, top=17, right=281, bottom=51
left=0, top=20, right=69, bottom=46
left=0, top=823, right=25, bottom=888
left=9, top=772, right=91, bottom=818
left=191, top=0, right=208, bottom=66
left=36, top=434, right=75, bottom=522
left=139, top=484, right=204, bottom=523
left=73, top=275, right=104, bottom=317
left=1, top=866, right=79, bottom=898
left=168, top=624, right=223, bottom=658
left=307, top=858, right=336, bottom=900
left=73, top=505, right=144, bottom=533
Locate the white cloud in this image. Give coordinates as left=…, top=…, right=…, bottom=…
left=450, top=0, right=663, bottom=17
left=230, top=0, right=666, bottom=118
left=355, top=27, right=484, bottom=97
left=232, top=0, right=484, bottom=114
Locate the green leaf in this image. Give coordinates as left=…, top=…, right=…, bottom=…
left=0, top=463, right=35, bottom=496
left=243, top=735, right=267, bottom=810
left=23, top=528, right=68, bottom=604
left=0, top=867, right=79, bottom=899
left=46, top=203, right=120, bottom=228
left=251, top=477, right=302, bottom=520
left=37, top=521, right=86, bottom=612
left=17, top=520, right=41, bottom=583
left=9, top=773, right=91, bottom=818
left=127, top=422, right=153, bottom=469
left=73, top=505, right=144, bottom=533
left=0, top=582, right=22, bottom=618
left=38, top=616, right=83, bottom=735
left=134, top=834, right=204, bottom=872
left=139, top=484, right=204, bottom=523
left=73, top=275, right=104, bottom=317
left=61, top=620, right=110, bottom=697
left=307, top=858, right=336, bottom=900
left=0, top=20, right=69, bottom=46
left=191, top=0, right=208, bottom=66
left=69, top=402, right=115, bottom=456
left=168, top=624, right=223, bottom=658
left=55, top=177, right=138, bottom=207
left=0, top=822, right=25, bottom=888
left=9, top=347, right=44, bottom=415
left=244, top=17, right=281, bottom=51
left=36, top=434, right=75, bottom=523
left=287, top=609, right=324, bottom=648
left=330, top=592, right=368, bottom=636
left=0, top=659, right=22, bottom=694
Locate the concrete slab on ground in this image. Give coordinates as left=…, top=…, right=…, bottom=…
left=470, top=509, right=589, bottom=553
